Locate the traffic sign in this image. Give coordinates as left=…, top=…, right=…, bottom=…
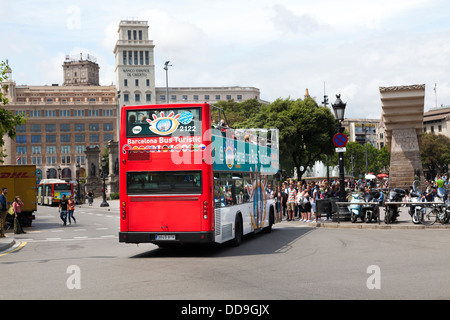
left=333, top=133, right=348, bottom=148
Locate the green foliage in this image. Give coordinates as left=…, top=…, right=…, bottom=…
left=233, top=97, right=337, bottom=179
left=0, top=60, right=27, bottom=161
left=420, top=133, right=450, bottom=177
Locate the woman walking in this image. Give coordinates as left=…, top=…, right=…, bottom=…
left=13, top=196, right=25, bottom=234
left=68, top=195, right=76, bottom=225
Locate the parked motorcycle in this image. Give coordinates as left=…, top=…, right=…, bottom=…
left=408, top=181, right=425, bottom=225
left=362, top=190, right=384, bottom=223
left=350, top=192, right=363, bottom=223
left=385, top=188, right=406, bottom=224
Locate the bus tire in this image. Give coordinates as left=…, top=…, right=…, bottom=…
left=264, top=207, right=275, bottom=233
left=231, top=214, right=243, bottom=247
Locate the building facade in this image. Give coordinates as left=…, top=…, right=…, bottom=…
left=1, top=59, right=117, bottom=182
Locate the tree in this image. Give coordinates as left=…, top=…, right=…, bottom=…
left=420, top=133, right=450, bottom=178
left=235, top=97, right=337, bottom=180
left=0, top=60, right=27, bottom=161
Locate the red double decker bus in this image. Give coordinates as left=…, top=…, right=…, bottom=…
left=119, top=103, right=279, bottom=246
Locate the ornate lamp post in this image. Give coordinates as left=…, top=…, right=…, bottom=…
left=332, top=94, right=347, bottom=202
left=76, top=162, right=81, bottom=204
left=100, top=157, right=109, bottom=207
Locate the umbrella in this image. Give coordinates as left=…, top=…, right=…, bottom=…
left=377, top=173, right=389, bottom=179
left=365, top=174, right=376, bottom=180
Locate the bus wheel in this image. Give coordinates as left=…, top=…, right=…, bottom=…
left=231, top=214, right=243, bottom=247
left=264, top=208, right=274, bottom=233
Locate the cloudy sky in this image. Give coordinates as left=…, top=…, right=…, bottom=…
left=2, top=0, right=450, bottom=118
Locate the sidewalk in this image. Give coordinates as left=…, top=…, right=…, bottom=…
left=277, top=205, right=450, bottom=230
left=77, top=197, right=120, bottom=212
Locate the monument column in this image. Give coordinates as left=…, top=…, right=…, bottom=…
left=84, top=146, right=102, bottom=197
left=380, top=85, right=425, bottom=189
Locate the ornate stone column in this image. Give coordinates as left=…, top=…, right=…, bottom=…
left=84, top=146, right=102, bottom=197
left=380, top=85, right=425, bottom=189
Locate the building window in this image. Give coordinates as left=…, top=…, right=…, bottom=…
left=76, top=156, right=85, bottom=164
left=75, top=145, right=85, bottom=154
left=237, top=95, right=242, bottom=101
left=88, top=110, right=99, bottom=117
left=146, top=79, right=150, bottom=86
left=134, top=51, right=138, bottom=65
left=128, top=51, right=132, bottom=65
left=215, top=95, right=220, bottom=100
left=171, top=95, right=177, bottom=101
left=46, top=146, right=56, bottom=154
left=104, top=134, right=114, bottom=142
left=182, top=95, right=188, bottom=101
left=89, top=123, right=99, bottom=131
left=124, top=79, right=128, bottom=87
left=31, top=135, right=41, bottom=144
left=160, top=95, right=166, bottom=101
left=205, top=95, right=209, bottom=101
left=16, top=136, right=26, bottom=144
left=46, top=135, right=56, bottom=143
left=145, top=51, right=149, bottom=65
left=47, top=156, right=56, bottom=164
left=61, top=156, right=71, bottom=164
left=32, top=157, right=42, bottom=165
left=89, top=134, right=99, bottom=142
left=16, top=124, right=26, bottom=133
left=226, top=95, right=231, bottom=100
left=140, top=51, right=143, bottom=65
left=146, top=94, right=151, bottom=102
left=45, top=110, right=56, bottom=117
left=30, top=124, right=41, bottom=132
left=103, top=123, right=113, bottom=131
left=123, top=51, right=127, bottom=65
left=60, top=123, right=71, bottom=132
left=16, top=146, right=27, bottom=155
left=75, top=134, right=85, bottom=143
left=124, top=94, right=129, bottom=102
left=75, top=124, right=85, bottom=131
left=61, top=135, right=71, bottom=143
left=127, top=30, right=131, bottom=40
left=135, top=79, right=139, bottom=86
left=139, top=30, right=142, bottom=40
left=31, top=146, right=41, bottom=154
left=135, top=93, right=140, bottom=102
left=61, top=145, right=71, bottom=154
left=133, top=30, right=137, bottom=40
left=194, top=95, right=199, bottom=101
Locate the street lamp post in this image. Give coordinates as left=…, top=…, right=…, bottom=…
left=332, top=94, right=347, bottom=203
left=100, top=157, right=109, bottom=207
left=164, top=61, right=172, bottom=103
left=76, top=162, right=81, bottom=204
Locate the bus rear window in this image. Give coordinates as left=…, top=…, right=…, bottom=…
left=127, top=171, right=202, bottom=195
left=54, top=184, right=71, bottom=191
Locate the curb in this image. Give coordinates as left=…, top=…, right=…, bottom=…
left=0, top=238, right=16, bottom=252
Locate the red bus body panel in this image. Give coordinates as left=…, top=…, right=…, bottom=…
left=119, top=103, right=214, bottom=244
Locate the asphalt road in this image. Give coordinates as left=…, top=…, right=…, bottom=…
left=1, top=201, right=450, bottom=301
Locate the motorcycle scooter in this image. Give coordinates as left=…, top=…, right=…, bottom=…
left=385, top=188, right=406, bottom=224
left=408, top=181, right=425, bottom=225
left=362, top=190, right=384, bottom=223
left=350, top=192, right=363, bottom=223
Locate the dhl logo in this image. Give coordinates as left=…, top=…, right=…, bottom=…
left=0, top=172, right=35, bottom=179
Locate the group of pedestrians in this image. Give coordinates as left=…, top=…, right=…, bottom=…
left=0, top=187, right=26, bottom=235
left=58, top=195, right=77, bottom=226
left=273, top=179, right=339, bottom=223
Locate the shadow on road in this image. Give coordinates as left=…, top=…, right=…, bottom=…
left=130, top=227, right=316, bottom=259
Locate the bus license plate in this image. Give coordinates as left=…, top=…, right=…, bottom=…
left=155, top=235, right=176, bottom=241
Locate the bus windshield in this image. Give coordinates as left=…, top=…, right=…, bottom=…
left=126, top=107, right=202, bottom=138
left=127, top=171, right=202, bottom=195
